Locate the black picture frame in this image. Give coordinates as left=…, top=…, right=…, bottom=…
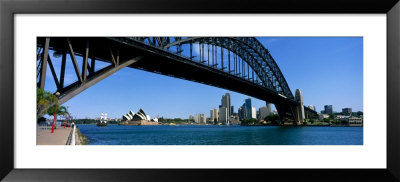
left=1, top=0, right=399, bottom=181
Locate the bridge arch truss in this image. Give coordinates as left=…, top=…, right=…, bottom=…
left=128, top=37, right=294, bottom=100
left=37, top=37, right=309, bottom=124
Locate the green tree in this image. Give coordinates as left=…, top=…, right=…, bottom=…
left=241, top=118, right=259, bottom=125
left=264, top=114, right=280, bottom=125
left=37, top=88, right=58, bottom=120
left=47, top=105, right=68, bottom=116
left=352, top=111, right=363, bottom=118
left=37, top=88, right=70, bottom=122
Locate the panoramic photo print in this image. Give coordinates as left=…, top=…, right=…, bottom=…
left=36, top=37, right=363, bottom=145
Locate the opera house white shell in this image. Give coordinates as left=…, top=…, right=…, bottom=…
left=122, top=108, right=150, bottom=121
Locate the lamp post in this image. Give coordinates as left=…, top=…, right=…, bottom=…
left=51, top=92, right=60, bottom=133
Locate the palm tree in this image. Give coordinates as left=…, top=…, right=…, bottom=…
left=58, top=106, right=71, bottom=121
left=37, top=88, right=71, bottom=121
left=46, top=105, right=70, bottom=120
left=37, top=88, right=58, bottom=121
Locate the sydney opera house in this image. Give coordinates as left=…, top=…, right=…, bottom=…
left=120, top=108, right=159, bottom=125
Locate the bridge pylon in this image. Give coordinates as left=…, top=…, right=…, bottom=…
left=294, top=89, right=305, bottom=125
left=275, top=102, right=297, bottom=125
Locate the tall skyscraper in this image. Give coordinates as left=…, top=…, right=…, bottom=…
left=230, top=106, right=234, bottom=116
left=221, top=93, right=231, bottom=118
left=324, top=105, right=333, bottom=115
left=266, top=102, right=272, bottom=115
left=219, top=107, right=228, bottom=123
left=238, top=105, right=245, bottom=121
left=251, top=106, right=256, bottom=119
left=295, top=89, right=305, bottom=124
left=245, top=97, right=252, bottom=120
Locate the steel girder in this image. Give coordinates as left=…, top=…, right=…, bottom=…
left=36, top=37, right=144, bottom=105
left=37, top=37, right=300, bottom=124
left=132, top=37, right=294, bottom=100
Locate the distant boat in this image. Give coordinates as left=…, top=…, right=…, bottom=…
left=97, top=113, right=108, bottom=127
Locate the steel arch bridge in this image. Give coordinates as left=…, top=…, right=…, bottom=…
left=36, top=37, right=316, bottom=124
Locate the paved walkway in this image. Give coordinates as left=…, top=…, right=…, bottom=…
left=37, top=126, right=72, bottom=145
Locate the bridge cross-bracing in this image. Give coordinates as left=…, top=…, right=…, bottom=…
left=126, top=37, right=294, bottom=101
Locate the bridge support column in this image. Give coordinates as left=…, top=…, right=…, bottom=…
left=275, top=103, right=298, bottom=125
left=38, top=37, right=50, bottom=89
left=294, top=106, right=303, bottom=125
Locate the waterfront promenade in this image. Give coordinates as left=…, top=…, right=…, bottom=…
left=36, top=126, right=72, bottom=145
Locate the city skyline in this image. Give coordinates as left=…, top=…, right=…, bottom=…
left=41, top=37, right=363, bottom=119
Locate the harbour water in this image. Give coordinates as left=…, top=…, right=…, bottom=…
left=77, top=124, right=363, bottom=145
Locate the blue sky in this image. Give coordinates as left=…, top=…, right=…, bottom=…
left=40, top=37, right=363, bottom=119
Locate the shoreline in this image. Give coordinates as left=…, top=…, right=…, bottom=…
left=75, top=127, right=88, bottom=145
left=76, top=123, right=363, bottom=127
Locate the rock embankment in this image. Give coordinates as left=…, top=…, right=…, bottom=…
left=75, top=127, right=88, bottom=145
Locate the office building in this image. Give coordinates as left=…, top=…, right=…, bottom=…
left=194, top=114, right=206, bottom=124
left=219, top=107, right=228, bottom=124
left=238, top=105, right=245, bottom=121
left=346, top=117, right=362, bottom=126
left=251, top=106, right=256, bottom=119
left=210, top=108, right=219, bottom=123
left=259, top=106, right=271, bottom=120
left=342, top=108, right=352, bottom=116
left=230, top=113, right=240, bottom=125
left=324, top=105, right=333, bottom=115
left=319, top=114, right=329, bottom=121
left=266, top=102, right=272, bottom=115
left=245, top=98, right=252, bottom=120
left=201, top=114, right=206, bottom=124
left=221, top=93, right=231, bottom=118
left=194, top=114, right=201, bottom=123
